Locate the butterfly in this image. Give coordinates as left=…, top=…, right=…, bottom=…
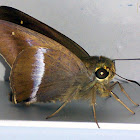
left=0, top=6, right=139, bottom=128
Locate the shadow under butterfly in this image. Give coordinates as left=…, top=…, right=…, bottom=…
left=0, top=6, right=140, bottom=128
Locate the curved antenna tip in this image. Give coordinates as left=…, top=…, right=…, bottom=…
left=115, top=73, right=140, bottom=86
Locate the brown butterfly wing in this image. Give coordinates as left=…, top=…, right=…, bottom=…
left=0, top=6, right=90, bottom=59
left=0, top=20, right=80, bottom=66
left=10, top=46, right=90, bottom=103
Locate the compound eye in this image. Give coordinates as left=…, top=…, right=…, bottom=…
left=95, top=68, right=109, bottom=79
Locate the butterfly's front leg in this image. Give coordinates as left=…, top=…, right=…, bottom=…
left=97, top=85, right=135, bottom=115
left=110, top=91, right=135, bottom=114
left=110, top=81, right=139, bottom=106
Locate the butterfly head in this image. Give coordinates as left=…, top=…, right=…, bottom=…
left=83, top=56, right=116, bottom=83
left=94, top=56, right=115, bottom=83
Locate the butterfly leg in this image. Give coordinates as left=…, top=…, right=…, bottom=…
left=46, top=101, right=68, bottom=119
left=92, top=92, right=100, bottom=128
left=110, top=91, right=135, bottom=114
left=111, top=81, right=139, bottom=106
left=46, top=86, right=82, bottom=119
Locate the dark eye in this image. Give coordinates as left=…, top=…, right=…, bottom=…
left=95, top=68, right=109, bottom=79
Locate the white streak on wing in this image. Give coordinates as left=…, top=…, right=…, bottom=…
left=31, top=48, right=47, bottom=98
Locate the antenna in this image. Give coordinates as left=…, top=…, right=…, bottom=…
left=114, top=58, right=140, bottom=61
left=115, top=73, right=140, bottom=86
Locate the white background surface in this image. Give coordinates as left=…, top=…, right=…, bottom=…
left=0, top=0, right=140, bottom=139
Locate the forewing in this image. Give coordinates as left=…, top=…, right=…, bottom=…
left=0, top=6, right=90, bottom=59
left=0, top=20, right=77, bottom=66
left=10, top=47, right=90, bottom=103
